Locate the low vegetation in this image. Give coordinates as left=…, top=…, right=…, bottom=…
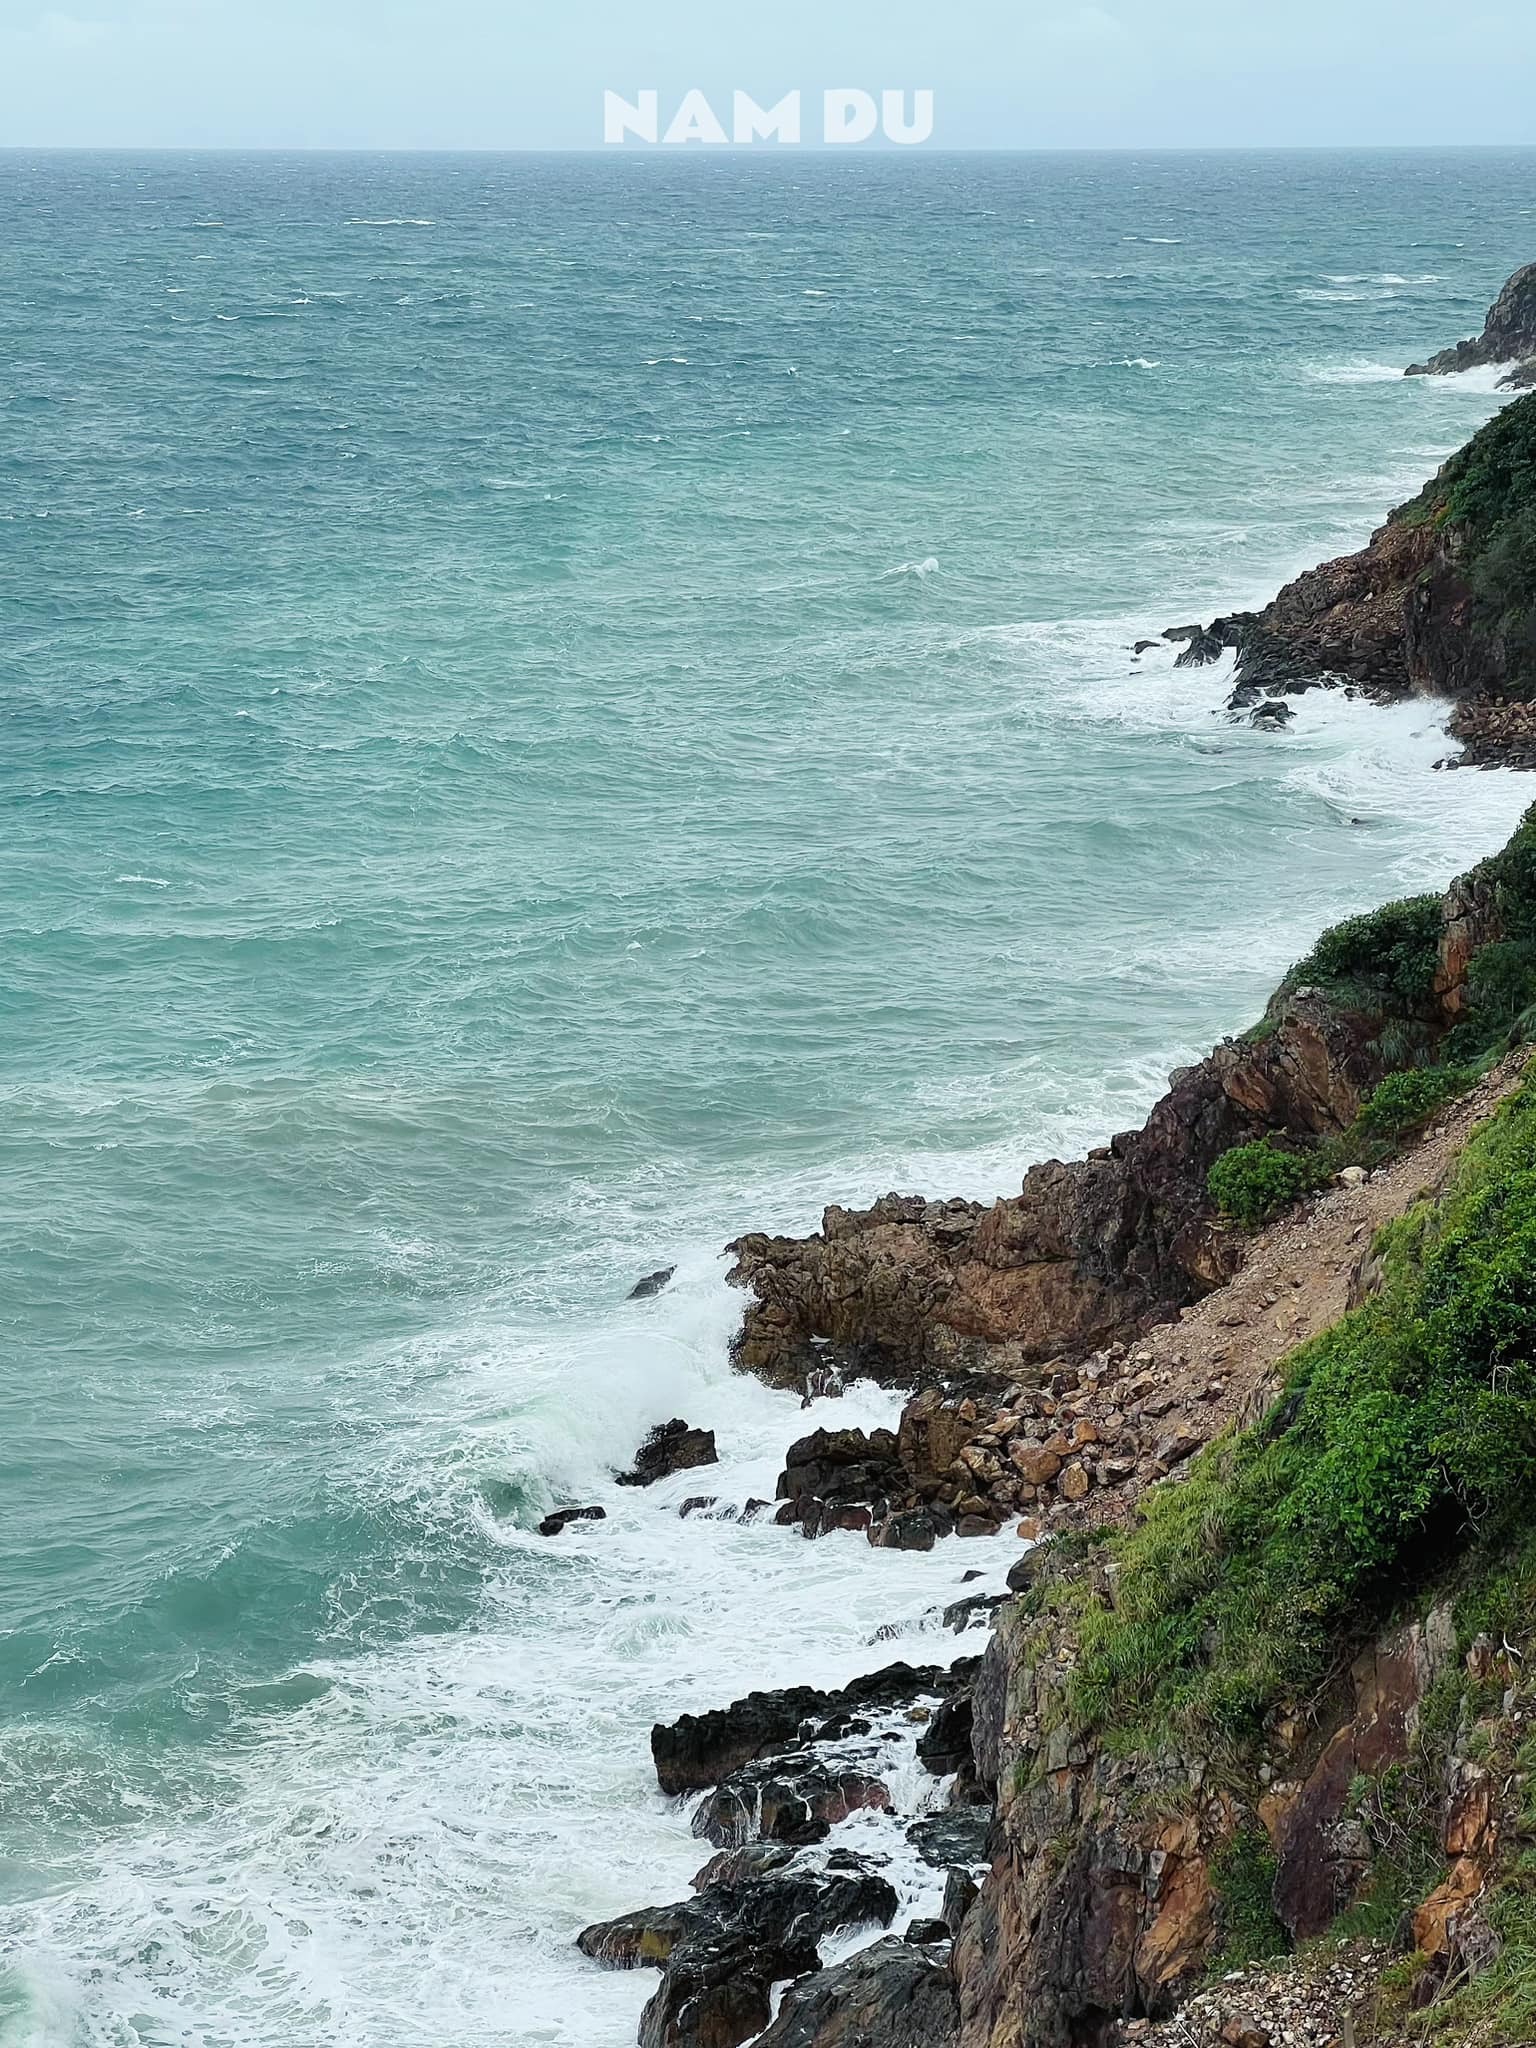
left=1076, top=1071, right=1536, bottom=1756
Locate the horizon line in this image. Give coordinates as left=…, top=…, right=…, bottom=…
left=3, top=140, right=1536, bottom=157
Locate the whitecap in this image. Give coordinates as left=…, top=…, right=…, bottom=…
left=113, top=874, right=171, bottom=887
left=880, top=557, right=939, bottom=579
left=1306, top=359, right=1403, bottom=385
left=1120, top=357, right=1160, bottom=369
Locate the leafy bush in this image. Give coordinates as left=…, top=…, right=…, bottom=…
left=1358, top=1064, right=1473, bottom=1136
left=1072, top=1076, right=1536, bottom=1754
left=1208, top=1138, right=1328, bottom=1227
left=1286, top=893, right=1442, bottom=1017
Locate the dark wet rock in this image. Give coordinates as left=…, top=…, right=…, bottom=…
left=942, top=1866, right=979, bottom=1936
left=941, top=1590, right=1007, bottom=1633
left=582, top=1861, right=896, bottom=1968
left=903, top=1917, right=951, bottom=1945
left=690, top=1759, right=892, bottom=1848
left=1162, top=623, right=1204, bottom=643
left=577, top=1897, right=705, bottom=1969
left=1005, top=1546, right=1049, bottom=1594
left=617, top=1419, right=718, bottom=1487
left=1248, top=699, right=1294, bottom=730
left=868, top=1507, right=938, bottom=1552
left=753, top=1935, right=959, bottom=2048
left=778, top=1425, right=903, bottom=1509
left=1406, top=262, right=1536, bottom=378
left=638, top=1928, right=820, bottom=2048
left=616, top=1865, right=901, bottom=2048
left=678, top=1496, right=719, bottom=1518
left=651, top=1659, right=976, bottom=1796
left=1174, top=624, right=1228, bottom=668
left=1132, top=639, right=1160, bottom=654
left=907, top=1804, right=992, bottom=1869
left=629, top=1266, right=677, bottom=1299
left=690, top=1841, right=798, bottom=1891
left=916, top=1693, right=975, bottom=1777
left=537, top=1504, right=606, bottom=1537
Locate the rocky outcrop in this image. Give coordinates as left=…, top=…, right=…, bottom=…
left=754, top=1936, right=959, bottom=2048
left=652, top=1659, right=976, bottom=1796
left=1407, top=261, right=1536, bottom=389
left=617, top=1420, right=718, bottom=1486
left=581, top=1862, right=899, bottom=2048
left=726, top=991, right=1389, bottom=1398
left=1162, top=394, right=1536, bottom=738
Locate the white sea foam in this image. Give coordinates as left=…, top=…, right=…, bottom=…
left=2, top=1266, right=1006, bottom=2048
left=1306, top=358, right=1404, bottom=385
left=880, top=556, right=940, bottom=580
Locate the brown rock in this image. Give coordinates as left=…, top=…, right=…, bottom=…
left=1011, top=1445, right=1063, bottom=1486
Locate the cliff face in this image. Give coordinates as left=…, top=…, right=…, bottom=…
left=726, top=400, right=1536, bottom=1413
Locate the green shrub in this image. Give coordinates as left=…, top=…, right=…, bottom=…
left=1208, top=1138, right=1328, bottom=1226
left=1286, top=894, right=1442, bottom=1016
left=1358, top=1064, right=1474, bottom=1136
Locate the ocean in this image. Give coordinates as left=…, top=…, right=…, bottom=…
left=2, top=146, right=1535, bottom=2046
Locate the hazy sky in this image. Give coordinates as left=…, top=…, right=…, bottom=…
left=1, top=0, right=1533, bottom=150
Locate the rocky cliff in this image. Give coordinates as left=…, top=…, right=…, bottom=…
left=1163, top=391, right=1536, bottom=760
left=1407, top=262, right=1536, bottom=390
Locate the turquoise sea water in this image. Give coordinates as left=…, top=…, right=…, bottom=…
left=3, top=148, right=1536, bottom=2045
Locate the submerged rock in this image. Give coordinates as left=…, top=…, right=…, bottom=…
left=617, top=1419, right=718, bottom=1487
left=537, top=1504, right=606, bottom=1537
left=629, top=1266, right=677, bottom=1299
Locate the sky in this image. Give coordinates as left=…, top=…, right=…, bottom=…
left=0, top=0, right=1533, bottom=150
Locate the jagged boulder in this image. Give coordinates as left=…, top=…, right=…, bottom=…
left=690, top=1759, right=892, bottom=1849
left=618, top=1420, right=718, bottom=1487
left=775, top=1425, right=905, bottom=1536
left=652, top=1660, right=973, bottom=1796
left=610, top=1865, right=899, bottom=2048
left=753, top=1936, right=959, bottom=2048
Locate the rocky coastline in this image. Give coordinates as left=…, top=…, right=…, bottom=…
left=571, top=291, right=1536, bottom=2048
